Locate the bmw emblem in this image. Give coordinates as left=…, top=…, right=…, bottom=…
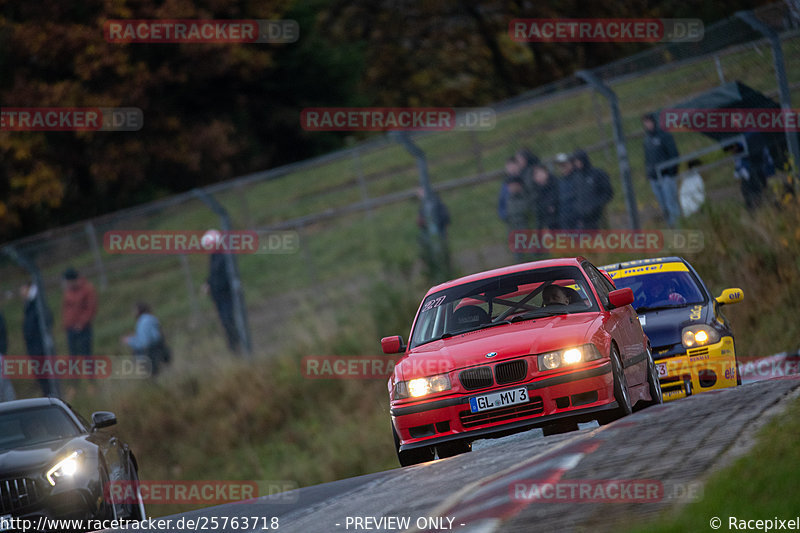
left=485, top=352, right=498, bottom=358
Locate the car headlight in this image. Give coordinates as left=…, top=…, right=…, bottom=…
left=46, top=451, right=83, bottom=486
left=394, top=374, right=451, bottom=399
left=682, top=325, right=720, bottom=348
left=538, top=344, right=602, bottom=371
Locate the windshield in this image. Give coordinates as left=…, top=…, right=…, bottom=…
left=0, top=406, right=82, bottom=451
left=410, top=266, right=597, bottom=348
left=608, top=265, right=706, bottom=312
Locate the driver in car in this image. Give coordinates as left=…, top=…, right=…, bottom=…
left=648, top=278, right=686, bottom=306
left=542, top=285, right=570, bottom=306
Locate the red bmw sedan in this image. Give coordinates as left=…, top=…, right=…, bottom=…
left=382, top=257, right=662, bottom=466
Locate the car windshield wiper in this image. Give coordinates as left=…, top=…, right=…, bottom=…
left=509, top=309, right=566, bottom=322
left=635, top=303, right=687, bottom=313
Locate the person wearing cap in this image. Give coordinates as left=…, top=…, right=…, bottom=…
left=643, top=113, right=681, bottom=227
left=201, top=230, right=240, bottom=353
left=61, top=267, right=97, bottom=356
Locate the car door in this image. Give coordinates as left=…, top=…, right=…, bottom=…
left=583, top=262, right=642, bottom=382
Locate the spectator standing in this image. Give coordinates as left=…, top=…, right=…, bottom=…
left=679, top=159, right=706, bottom=217
left=61, top=268, right=97, bottom=356
left=0, top=305, right=14, bottom=401
left=498, top=156, right=524, bottom=224
left=122, top=302, right=170, bottom=376
left=203, top=230, right=241, bottom=353
left=530, top=163, right=559, bottom=230
left=642, top=113, right=681, bottom=227
left=555, top=153, right=583, bottom=229
left=416, top=187, right=452, bottom=281
left=571, top=149, right=614, bottom=229
left=22, top=282, right=55, bottom=397
left=504, top=176, right=534, bottom=262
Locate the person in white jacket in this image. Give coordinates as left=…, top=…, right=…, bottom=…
left=679, top=159, right=706, bottom=217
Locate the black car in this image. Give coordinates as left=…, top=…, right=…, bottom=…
left=600, top=257, right=743, bottom=401
left=0, top=397, right=145, bottom=530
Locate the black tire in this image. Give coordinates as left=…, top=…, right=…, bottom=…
left=598, top=345, right=632, bottom=424
left=437, top=440, right=471, bottom=459
left=637, top=348, right=663, bottom=410
left=393, top=425, right=435, bottom=467
left=542, top=421, right=579, bottom=436
left=124, top=455, right=146, bottom=520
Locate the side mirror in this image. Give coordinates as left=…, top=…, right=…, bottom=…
left=91, top=411, right=117, bottom=431
left=608, top=288, right=634, bottom=309
left=716, top=288, right=744, bottom=305
left=381, top=335, right=406, bottom=354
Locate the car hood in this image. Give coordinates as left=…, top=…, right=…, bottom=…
left=398, top=313, right=601, bottom=379
left=0, top=435, right=91, bottom=476
left=638, top=305, right=707, bottom=351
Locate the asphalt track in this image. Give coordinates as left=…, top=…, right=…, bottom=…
left=101, top=359, right=800, bottom=533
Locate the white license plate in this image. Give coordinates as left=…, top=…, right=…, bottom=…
left=469, top=387, right=528, bottom=413
left=656, top=362, right=668, bottom=378
left=0, top=515, right=11, bottom=532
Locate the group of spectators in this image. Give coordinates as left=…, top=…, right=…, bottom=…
left=497, top=147, right=614, bottom=259
left=0, top=239, right=243, bottom=401
left=494, top=112, right=780, bottom=259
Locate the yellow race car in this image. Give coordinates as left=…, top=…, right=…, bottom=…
left=600, top=257, right=743, bottom=401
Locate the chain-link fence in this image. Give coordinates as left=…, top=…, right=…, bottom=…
left=1, top=3, right=799, bottom=372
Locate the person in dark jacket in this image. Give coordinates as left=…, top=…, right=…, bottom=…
left=498, top=156, right=524, bottom=223
left=530, top=163, right=559, bottom=230
left=555, top=153, right=583, bottom=229
left=728, top=134, right=769, bottom=211
left=416, top=187, right=452, bottom=281
left=643, top=113, right=681, bottom=227
left=202, top=230, right=240, bottom=353
left=21, top=282, right=55, bottom=396
left=504, top=176, right=534, bottom=262
left=571, top=149, right=614, bottom=229
left=0, top=306, right=14, bottom=401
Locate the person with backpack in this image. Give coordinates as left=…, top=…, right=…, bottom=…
left=122, top=302, right=170, bottom=376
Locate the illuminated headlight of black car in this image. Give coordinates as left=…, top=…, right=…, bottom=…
left=537, top=344, right=602, bottom=371
left=46, top=450, right=84, bottom=486
left=394, top=374, right=452, bottom=399
left=681, top=325, right=721, bottom=349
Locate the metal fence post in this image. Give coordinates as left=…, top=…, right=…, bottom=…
left=736, top=10, right=800, bottom=191
left=84, top=222, right=108, bottom=290
left=390, top=131, right=451, bottom=282
left=577, top=70, right=640, bottom=230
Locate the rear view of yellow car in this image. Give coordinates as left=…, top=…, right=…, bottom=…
left=600, top=257, right=743, bottom=401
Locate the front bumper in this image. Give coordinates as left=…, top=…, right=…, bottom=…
left=655, top=336, right=737, bottom=402
left=391, top=360, right=616, bottom=451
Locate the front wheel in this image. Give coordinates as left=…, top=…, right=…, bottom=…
left=393, top=425, right=435, bottom=466
left=598, top=346, right=632, bottom=424
left=637, top=348, right=663, bottom=410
